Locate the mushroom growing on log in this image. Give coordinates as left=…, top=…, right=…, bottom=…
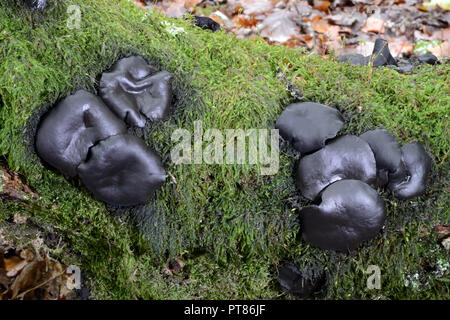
left=296, top=135, right=377, bottom=200
left=77, top=134, right=166, bottom=206
left=35, top=90, right=127, bottom=177
left=99, top=55, right=173, bottom=128
left=300, top=179, right=386, bottom=252
left=276, top=102, right=344, bottom=155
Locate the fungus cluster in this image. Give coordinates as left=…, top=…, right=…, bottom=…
left=276, top=102, right=432, bottom=252
left=36, top=56, right=173, bottom=206
left=338, top=38, right=440, bottom=74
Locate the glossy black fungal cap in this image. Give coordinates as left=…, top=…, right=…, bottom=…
left=77, top=134, right=166, bottom=206
left=276, top=102, right=344, bottom=155
left=35, top=90, right=127, bottom=177
left=23, top=0, right=46, bottom=10
left=300, top=179, right=386, bottom=252
left=360, top=129, right=403, bottom=186
left=418, top=54, right=438, bottom=65
left=277, top=264, right=327, bottom=299
left=296, top=135, right=377, bottom=200
left=371, top=38, right=398, bottom=67
left=388, top=142, right=432, bottom=199
left=337, top=54, right=369, bottom=66
left=99, top=56, right=173, bottom=128
left=193, top=16, right=221, bottom=32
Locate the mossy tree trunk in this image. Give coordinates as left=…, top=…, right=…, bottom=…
left=0, top=0, right=448, bottom=299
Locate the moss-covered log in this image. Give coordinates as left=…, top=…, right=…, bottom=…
left=0, top=0, right=448, bottom=299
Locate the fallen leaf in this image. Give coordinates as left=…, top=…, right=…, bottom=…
left=428, top=41, right=450, bottom=57
left=313, top=0, right=331, bottom=11
left=239, top=0, right=275, bottom=16
left=259, top=9, right=300, bottom=43
left=184, top=0, right=203, bottom=10
left=361, top=16, right=385, bottom=34
left=234, top=15, right=259, bottom=28
left=389, top=42, right=414, bottom=57
left=433, top=225, right=450, bottom=239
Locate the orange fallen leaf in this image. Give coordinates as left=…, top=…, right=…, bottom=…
left=184, top=0, right=203, bottom=10
left=313, top=0, right=331, bottom=11
left=428, top=41, right=450, bottom=57
left=312, top=16, right=329, bottom=33
left=389, top=42, right=414, bottom=57
left=4, top=256, right=23, bottom=272
left=361, top=16, right=385, bottom=34
left=234, top=15, right=259, bottom=28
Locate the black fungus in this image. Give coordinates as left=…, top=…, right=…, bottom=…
left=370, top=38, right=398, bottom=67
left=337, top=54, right=369, bottom=66
left=23, top=0, right=46, bottom=10
left=277, top=264, right=327, bottom=299
left=35, top=90, right=127, bottom=177
left=418, top=54, right=439, bottom=65
left=193, top=16, right=221, bottom=32
left=300, top=179, right=386, bottom=252
left=296, top=135, right=377, bottom=200
left=360, top=129, right=403, bottom=186
left=100, top=55, right=173, bottom=127
left=388, top=142, right=432, bottom=199
left=276, top=102, right=344, bottom=155
left=338, top=38, right=397, bottom=67
left=77, top=134, right=166, bottom=206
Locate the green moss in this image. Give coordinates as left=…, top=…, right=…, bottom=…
left=0, top=0, right=448, bottom=299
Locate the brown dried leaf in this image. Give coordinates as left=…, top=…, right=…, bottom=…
left=184, top=0, right=203, bottom=10
left=428, top=41, right=450, bottom=57
left=433, top=225, right=450, bottom=240
left=389, top=41, right=414, bottom=57
left=313, top=0, right=331, bottom=11
left=361, top=16, right=385, bottom=34
left=259, top=9, right=300, bottom=43
left=10, top=260, right=45, bottom=299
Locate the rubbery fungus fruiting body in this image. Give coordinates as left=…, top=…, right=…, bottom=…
left=77, top=134, right=166, bottom=206
left=360, top=129, right=403, bottom=186
left=388, top=142, right=432, bottom=199
left=99, top=55, right=173, bottom=128
left=23, top=0, right=46, bottom=10
left=277, top=264, right=327, bottom=298
left=35, top=90, right=127, bottom=177
left=276, top=102, right=344, bottom=155
left=296, top=135, right=377, bottom=200
left=300, top=179, right=386, bottom=252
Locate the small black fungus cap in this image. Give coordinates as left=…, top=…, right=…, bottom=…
left=277, top=264, right=327, bottom=299
left=300, top=179, right=386, bottom=252
left=388, top=142, right=432, bottom=199
left=371, top=38, right=398, bottom=67
left=276, top=102, right=344, bottom=155
left=296, top=135, right=376, bottom=200
left=193, top=16, right=221, bottom=32
left=100, top=56, right=173, bottom=127
left=77, top=134, right=166, bottom=206
left=360, top=129, right=403, bottom=186
left=23, top=0, right=46, bottom=10
left=337, top=54, right=369, bottom=66
left=35, top=90, right=127, bottom=177
left=418, top=54, right=439, bottom=65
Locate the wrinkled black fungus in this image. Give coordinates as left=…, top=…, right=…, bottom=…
left=277, top=264, right=327, bottom=299
left=388, top=142, right=432, bottom=199
left=338, top=38, right=397, bottom=67
left=23, top=0, right=46, bottom=10
left=371, top=38, right=398, bottom=67
left=100, top=56, right=173, bottom=127
left=418, top=54, right=438, bottom=65
left=193, top=16, right=221, bottom=32
left=35, top=90, right=127, bottom=177
left=300, top=179, right=386, bottom=252
left=276, top=102, right=344, bottom=155
left=77, top=134, right=166, bottom=206
left=360, top=129, right=403, bottom=186
left=337, top=54, right=369, bottom=66
left=296, top=135, right=376, bottom=200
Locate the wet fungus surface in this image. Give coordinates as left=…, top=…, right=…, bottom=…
left=35, top=55, right=172, bottom=206
left=300, top=179, right=386, bottom=252
left=277, top=263, right=327, bottom=299
left=99, top=55, right=173, bottom=128
left=387, top=142, right=432, bottom=199
left=35, top=90, right=127, bottom=177
left=296, top=135, right=377, bottom=200
left=276, top=102, right=344, bottom=155
left=77, top=134, right=166, bottom=206
left=360, top=129, right=403, bottom=187
left=23, top=0, right=46, bottom=10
